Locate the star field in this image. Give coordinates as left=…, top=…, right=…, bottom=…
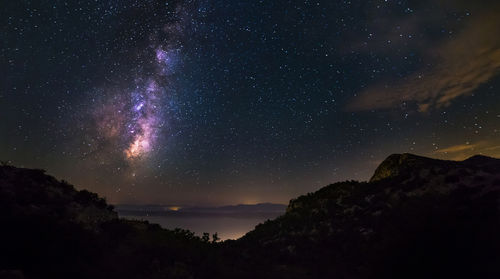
left=1, top=0, right=499, bottom=205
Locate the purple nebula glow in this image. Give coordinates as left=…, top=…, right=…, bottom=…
left=124, top=80, right=163, bottom=161
left=134, top=102, right=144, bottom=111
left=91, top=9, right=185, bottom=167
left=156, top=48, right=168, bottom=63
left=155, top=47, right=180, bottom=75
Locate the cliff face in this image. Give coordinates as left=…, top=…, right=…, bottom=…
left=370, top=153, right=499, bottom=183
left=369, top=153, right=433, bottom=182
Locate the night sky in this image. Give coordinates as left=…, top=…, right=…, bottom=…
left=1, top=0, right=499, bottom=206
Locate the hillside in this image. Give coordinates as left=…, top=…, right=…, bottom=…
left=0, top=164, right=215, bottom=279
left=1, top=154, right=500, bottom=278
left=224, top=153, right=500, bottom=278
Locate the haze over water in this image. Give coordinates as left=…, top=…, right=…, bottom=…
left=117, top=203, right=286, bottom=240
left=120, top=215, right=275, bottom=240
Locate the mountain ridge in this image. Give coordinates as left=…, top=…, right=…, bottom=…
left=369, top=153, right=499, bottom=182
left=228, top=153, right=500, bottom=278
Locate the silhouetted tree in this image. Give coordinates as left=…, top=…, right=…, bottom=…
left=201, top=232, right=210, bottom=242
left=212, top=233, right=220, bottom=243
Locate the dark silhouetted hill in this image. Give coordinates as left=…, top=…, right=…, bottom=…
left=223, top=153, right=500, bottom=278
left=1, top=153, right=500, bottom=278
left=0, top=164, right=215, bottom=279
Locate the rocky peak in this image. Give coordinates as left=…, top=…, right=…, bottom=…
left=369, top=153, right=435, bottom=182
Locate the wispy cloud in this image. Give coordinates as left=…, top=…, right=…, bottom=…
left=433, top=141, right=500, bottom=160
left=347, top=4, right=500, bottom=112
left=436, top=143, right=479, bottom=154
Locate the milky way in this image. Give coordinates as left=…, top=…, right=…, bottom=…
left=94, top=19, right=184, bottom=164
left=123, top=79, right=162, bottom=161
left=2, top=0, right=500, bottom=205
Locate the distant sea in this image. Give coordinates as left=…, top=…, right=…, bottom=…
left=116, top=203, right=286, bottom=240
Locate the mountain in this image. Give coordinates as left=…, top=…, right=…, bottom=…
left=370, top=153, right=499, bottom=182
left=1, top=154, right=499, bottom=278
left=224, top=153, right=500, bottom=278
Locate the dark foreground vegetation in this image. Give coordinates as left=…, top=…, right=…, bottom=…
left=1, top=153, right=499, bottom=278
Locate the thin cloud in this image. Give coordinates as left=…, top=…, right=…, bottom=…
left=433, top=141, right=500, bottom=160
left=348, top=5, right=500, bottom=112
left=435, top=143, right=480, bottom=154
